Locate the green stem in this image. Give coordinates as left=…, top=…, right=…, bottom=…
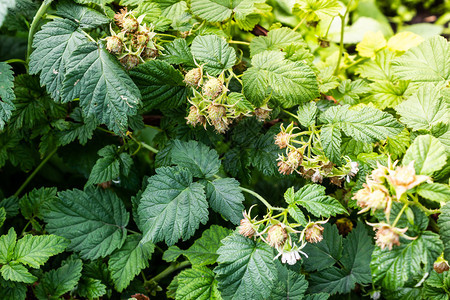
left=239, top=187, right=284, bottom=211
left=282, top=109, right=298, bottom=120
left=410, top=193, right=440, bottom=216
left=334, top=0, right=353, bottom=75
left=146, top=261, right=191, bottom=285
left=228, top=40, right=250, bottom=46
left=128, top=229, right=141, bottom=235
left=141, top=142, right=159, bottom=154
left=293, top=15, right=307, bottom=31
left=392, top=203, right=408, bottom=227
left=4, top=59, right=27, bottom=65
left=96, top=127, right=115, bottom=135
left=14, top=147, right=58, bottom=198
left=27, top=0, right=53, bottom=64
left=21, top=219, right=33, bottom=236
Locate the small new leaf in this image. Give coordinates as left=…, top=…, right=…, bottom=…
left=191, top=35, right=236, bottom=76
left=176, top=266, right=222, bottom=300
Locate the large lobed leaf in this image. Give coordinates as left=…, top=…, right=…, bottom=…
left=139, top=166, right=209, bottom=246
left=191, top=35, right=236, bottom=76
left=29, top=18, right=86, bottom=102
left=215, top=232, right=277, bottom=300
left=250, top=27, right=306, bottom=57
left=62, top=43, right=141, bottom=133
left=270, top=261, right=308, bottom=299
left=0, top=62, right=15, bottom=130
left=321, top=104, right=403, bottom=143
left=43, top=187, right=129, bottom=260
left=243, top=51, right=319, bottom=108
left=392, top=35, right=450, bottom=83
left=403, top=134, right=447, bottom=176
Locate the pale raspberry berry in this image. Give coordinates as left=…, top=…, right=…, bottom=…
left=267, top=224, right=287, bottom=249
left=120, top=54, right=140, bottom=70
left=274, top=132, right=291, bottom=149
left=305, top=223, right=324, bottom=243
left=105, top=36, right=123, bottom=54
left=202, top=78, right=223, bottom=99
left=184, top=68, right=202, bottom=87
left=122, top=17, right=139, bottom=33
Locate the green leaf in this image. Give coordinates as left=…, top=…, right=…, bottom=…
left=0, top=62, right=15, bottom=130
left=439, top=203, right=450, bottom=261
left=19, top=187, right=57, bottom=220
left=176, top=266, right=222, bottom=300
left=166, top=225, right=232, bottom=266
left=371, top=231, right=443, bottom=290
left=331, top=79, right=370, bottom=105
left=0, top=278, right=27, bottom=300
left=205, top=178, right=245, bottom=225
left=403, top=134, right=447, bottom=176
left=43, top=187, right=129, bottom=260
left=161, top=38, right=196, bottom=67
left=1, top=263, right=37, bottom=283
left=13, top=234, right=68, bottom=269
left=0, top=0, right=15, bottom=27
left=417, top=183, right=450, bottom=203
left=291, top=184, right=347, bottom=218
left=308, top=223, right=374, bottom=294
left=215, top=232, right=277, bottom=300
left=392, top=36, right=450, bottom=83
left=29, top=19, right=86, bottom=102
left=250, top=27, right=306, bottom=57
left=34, top=258, right=83, bottom=300
left=320, top=125, right=342, bottom=165
left=0, top=207, right=5, bottom=228
left=303, top=224, right=342, bottom=272
left=249, top=130, right=283, bottom=176
left=86, top=145, right=133, bottom=186
left=355, top=49, right=396, bottom=81
left=171, top=140, right=221, bottom=178
left=129, top=60, right=188, bottom=111
left=243, top=51, right=319, bottom=108
left=304, top=293, right=330, bottom=300
left=191, top=0, right=262, bottom=24
left=381, top=128, right=410, bottom=160
left=423, top=271, right=450, bottom=300
left=108, top=234, right=155, bottom=292
left=77, top=277, right=107, bottom=299
left=287, top=205, right=307, bottom=226
left=139, top=166, right=209, bottom=246
left=270, top=261, right=308, bottom=299
left=57, top=107, right=97, bottom=145
left=0, top=227, right=16, bottom=265
left=56, top=1, right=109, bottom=29
left=396, top=83, right=449, bottom=131
left=364, top=80, right=410, bottom=109
left=321, top=104, right=403, bottom=143
left=191, top=35, right=236, bottom=76
left=294, top=0, right=341, bottom=21
left=62, top=43, right=141, bottom=133
left=297, top=101, right=318, bottom=128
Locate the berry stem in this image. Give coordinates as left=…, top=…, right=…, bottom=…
left=27, top=0, right=53, bottom=65
left=334, top=0, right=354, bottom=75
left=391, top=203, right=408, bottom=227
left=145, top=261, right=191, bottom=285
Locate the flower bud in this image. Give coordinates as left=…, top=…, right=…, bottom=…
left=202, top=78, right=223, bottom=99
left=277, top=159, right=293, bottom=175
left=305, top=223, right=324, bottom=243
left=184, top=68, right=202, bottom=87
left=105, top=36, right=123, bottom=54
left=267, top=224, right=287, bottom=249
left=120, top=54, right=140, bottom=70
left=369, top=223, right=415, bottom=250
left=434, top=255, right=450, bottom=273
left=122, top=17, right=139, bottom=33
left=212, top=118, right=229, bottom=134
left=387, top=161, right=431, bottom=199
left=254, top=106, right=271, bottom=121
left=207, top=103, right=226, bottom=123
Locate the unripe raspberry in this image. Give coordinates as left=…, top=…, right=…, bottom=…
left=122, top=17, right=139, bottom=33
left=202, top=78, right=223, bottom=99
left=105, top=36, right=123, bottom=54
left=184, top=68, right=202, bottom=87
left=274, top=132, right=291, bottom=149
left=277, top=160, right=293, bottom=175
left=120, top=54, right=140, bottom=70
left=207, top=103, right=226, bottom=123
left=305, top=223, right=324, bottom=243
left=254, top=106, right=271, bottom=121
left=239, top=218, right=256, bottom=238
left=311, top=170, right=323, bottom=183
left=287, top=149, right=302, bottom=168
left=212, top=118, right=229, bottom=134
left=142, top=47, right=159, bottom=59
left=134, top=33, right=149, bottom=46
left=267, top=224, right=287, bottom=249
left=186, top=106, right=205, bottom=127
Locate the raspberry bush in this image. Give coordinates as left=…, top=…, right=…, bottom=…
left=0, top=0, right=449, bottom=299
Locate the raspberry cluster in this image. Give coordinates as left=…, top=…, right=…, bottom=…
left=105, top=8, right=160, bottom=70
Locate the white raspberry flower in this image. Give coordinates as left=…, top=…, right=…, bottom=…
left=386, top=161, right=431, bottom=199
